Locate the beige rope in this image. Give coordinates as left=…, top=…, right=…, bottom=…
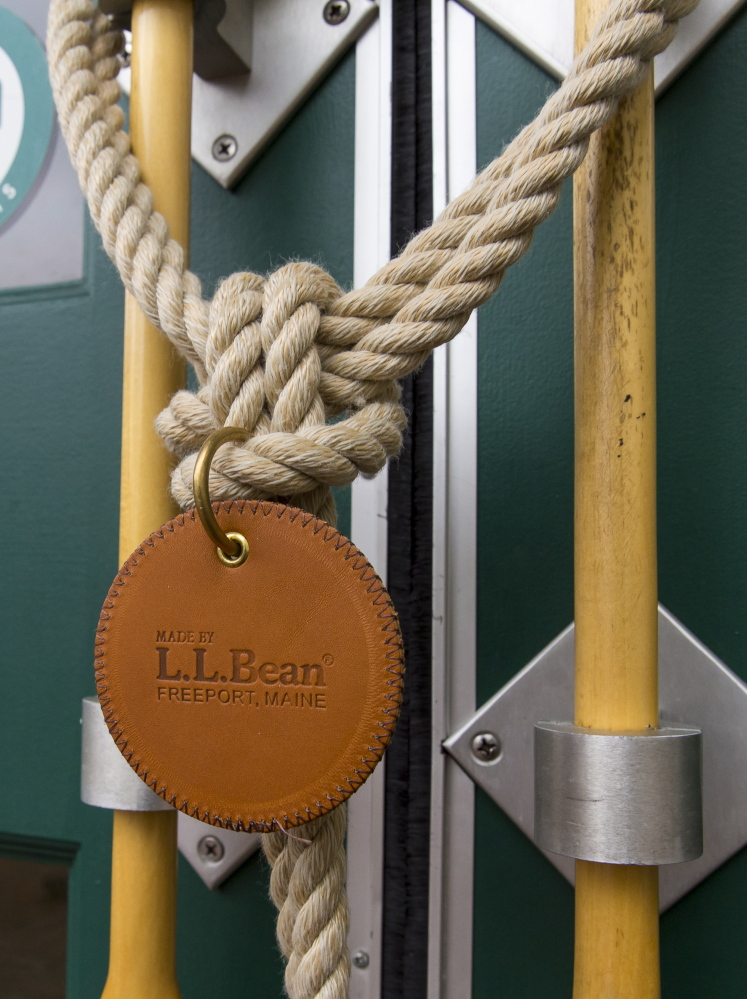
left=46, top=0, right=699, bottom=996
left=46, top=0, right=698, bottom=513
left=265, top=809, right=350, bottom=999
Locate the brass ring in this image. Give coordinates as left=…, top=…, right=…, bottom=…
left=193, top=426, right=250, bottom=566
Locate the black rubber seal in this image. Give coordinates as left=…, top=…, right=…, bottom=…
left=382, top=2, right=434, bottom=996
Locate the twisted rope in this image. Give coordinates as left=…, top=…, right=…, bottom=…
left=46, top=0, right=699, bottom=995
left=47, top=0, right=698, bottom=515
left=265, top=809, right=350, bottom=999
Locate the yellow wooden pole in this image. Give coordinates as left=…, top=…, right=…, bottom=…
left=102, top=2, right=192, bottom=997
left=572, top=0, right=660, bottom=996
left=103, top=812, right=182, bottom=999
left=120, top=0, right=192, bottom=552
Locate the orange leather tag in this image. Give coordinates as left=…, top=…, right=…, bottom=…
left=95, top=501, right=404, bottom=831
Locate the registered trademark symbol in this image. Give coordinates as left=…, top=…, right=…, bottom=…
left=322, top=653, right=334, bottom=666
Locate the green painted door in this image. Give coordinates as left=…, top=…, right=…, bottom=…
left=0, top=3, right=356, bottom=994
left=473, top=9, right=747, bottom=997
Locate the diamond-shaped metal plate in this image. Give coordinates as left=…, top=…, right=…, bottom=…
left=178, top=813, right=261, bottom=890
left=459, top=0, right=747, bottom=94
left=444, top=605, right=747, bottom=910
left=191, top=0, right=378, bottom=187
left=118, top=0, right=378, bottom=188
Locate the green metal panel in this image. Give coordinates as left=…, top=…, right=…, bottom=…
left=656, top=10, right=747, bottom=993
left=474, top=11, right=747, bottom=998
left=474, top=25, right=575, bottom=997
left=0, top=47, right=354, bottom=997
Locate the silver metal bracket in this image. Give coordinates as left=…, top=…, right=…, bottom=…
left=534, top=722, right=702, bottom=865
left=177, top=812, right=261, bottom=890
left=102, top=0, right=252, bottom=79
left=80, top=697, right=260, bottom=888
left=444, top=606, right=747, bottom=910
left=81, top=695, right=172, bottom=813
left=115, top=0, right=378, bottom=188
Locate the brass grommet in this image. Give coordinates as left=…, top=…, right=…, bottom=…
left=193, top=426, right=250, bottom=566
left=216, top=531, right=250, bottom=568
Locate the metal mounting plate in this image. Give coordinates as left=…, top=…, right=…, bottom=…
left=192, top=0, right=378, bottom=188
left=118, top=0, right=378, bottom=188
left=444, top=606, right=747, bottom=910
left=177, top=813, right=261, bottom=890
left=459, top=0, right=747, bottom=94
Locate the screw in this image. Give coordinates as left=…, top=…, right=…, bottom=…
left=120, top=30, right=132, bottom=69
left=352, top=949, right=370, bottom=969
left=197, top=835, right=225, bottom=863
left=323, top=0, right=350, bottom=25
left=212, top=134, right=238, bottom=162
left=471, top=732, right=501, bottom=762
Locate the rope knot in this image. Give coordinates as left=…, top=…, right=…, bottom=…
left=157, top=261, right=406, bottom=523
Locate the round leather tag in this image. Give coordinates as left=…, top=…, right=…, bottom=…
left=95, top=501, right=404, bottom=831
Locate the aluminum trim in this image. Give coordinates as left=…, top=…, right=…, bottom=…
left=428, top=4, right=477, bottom=998
left=346, top=6, right=392, bottom=994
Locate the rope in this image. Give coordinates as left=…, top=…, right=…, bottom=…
left=265, top=809, right=350, bottom=999
left=46, top=0, right=699, bottom=995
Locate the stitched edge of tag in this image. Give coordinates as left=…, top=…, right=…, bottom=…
left=94, top=500, right=405, bottom=831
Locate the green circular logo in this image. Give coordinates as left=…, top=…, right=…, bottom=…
left=0, top=6, right=55, bottom=233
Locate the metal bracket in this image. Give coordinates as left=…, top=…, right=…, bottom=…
left=177, top=812, right=261, bottom=890
left=444, top=606, right=747, bottom=910
left=192, top=0, right=253, bottom=81
left=534, top=722, right=702, bottom=866
left=80, top=697, right=259, bottom=888
left=459, top=0, right=747, bottom=95
left=81, top=696, right=172, bottom=812
left=102, top=0, right=253, bottom=78
left=114, top=0, right=378, bottom=188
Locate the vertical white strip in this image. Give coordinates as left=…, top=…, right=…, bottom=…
left=429, top=3, right=478, bottom=998
left=347, top=5, right=392, bottom=998
left=429, top=0, right=449, bottom=986
left=432, top=0, right=449, bottom=226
